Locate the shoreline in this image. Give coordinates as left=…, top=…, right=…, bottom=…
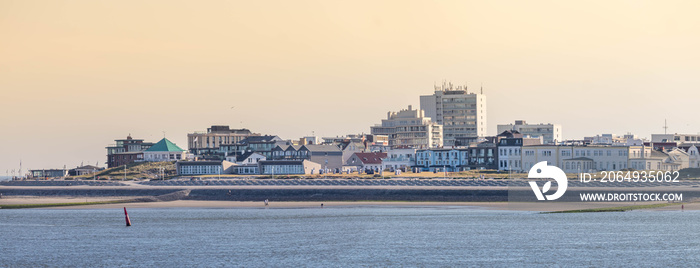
left=0, top=196, right=690, bottom=212
left=2, top=183, right=696, bottom=212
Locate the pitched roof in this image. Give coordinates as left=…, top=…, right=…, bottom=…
left=273, top=145, right=290, bottom=151
left=235, top=151, right=255, bottom=162
left=338, top=141, right=366, bottom=151
left=235, top=152, right=265, bottom=162
left=303, top=144, right=342, bottom=153
left=650, top=150, right=669, bottom=158
left=354, top=152, right=387, bottom=164
left=73, top=165, right=101, bottom=170
left=145, top=138, right=185, bottom=152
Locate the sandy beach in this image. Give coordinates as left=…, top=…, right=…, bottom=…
left=0, top=196, right=688, bottom=212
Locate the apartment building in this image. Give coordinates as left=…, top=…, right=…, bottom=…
left=420, top=83, right=487, bottom=146
left=106, top=135, right=154, bottom=168
left=370, top=105, right=443, bottom=149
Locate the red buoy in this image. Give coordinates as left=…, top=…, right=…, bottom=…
left=124, top=207, right=132, bottom=227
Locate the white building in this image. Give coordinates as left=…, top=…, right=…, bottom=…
left=521, top=145, right=629, bottom=173
left=497, top=137, right=542, bottom=172
left=226, top=152, right=266, bottom=174
left=226, top=152, right=266, bottom=165
left=345, top=152, right=387, bottom=172
left=628, top=145, right=685, bottom=171
left=300, top=136, right=321, bottom=145
left=258, top=160, right=322, bottom=175
left=652, top=133, right=700, bottom=144
left=586, top=133, right=643, bottom=146
left=370, top=105, right=443, bottom=149
left=679, top=144, right=700, bottom=169
left=143, top=138, right=189, bottom=162
left=382, top=148, right=417, bottom=171
left=420, top=83, right=487, bottom=146
left=497, top=120, right=562, bottom=144
left=176, top=160, right=236, bottom=176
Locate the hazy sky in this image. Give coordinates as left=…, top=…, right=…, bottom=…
left=1, top=0, right=699, bottom=173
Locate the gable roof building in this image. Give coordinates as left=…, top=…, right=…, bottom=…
left=347, top=152, right=387, bottom=166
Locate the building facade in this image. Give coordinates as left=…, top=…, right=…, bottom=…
left=652, top=133, right=700, bottom=144
left=382, top=148, right=417, bottom=171
left=497, top=120, right=562, bottom=144
left=628, top=146, right=681, bottom=171
left=585, top=133, right=643, bottom=146
left=370, top=105, right=443, bottom=149
left=521, top=145, right=629, bottom=173
left=176, top=161, right=236, bottom=176
left=258, top=160, right=322, bottom=175
left=420, top=83, right=487, bottom=146
left=271, top=144, right=344, bottom=172
left=497, top=135, right=542, bottom=172
left=68, top=165, right=104, bottom=176
left=678, top=144, right=700, bottom=168
left=219, top=135, right=286, bottom=160
left=467, top=142, right=498, bottom=170
left=345, top=152, right=387, bottom=172
left=29, top=169, right=68, bottom=179
left=187, top=125, right=260, bottom=159
left=415, top=148, right=470, bottom=172
left=106, top=135, right=154, bottom=168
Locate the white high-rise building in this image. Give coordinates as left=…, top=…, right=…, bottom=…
left=420, top=82, right=487, bottom=146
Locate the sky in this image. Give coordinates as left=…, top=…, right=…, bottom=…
left=1, top=0, right=699, bottom=173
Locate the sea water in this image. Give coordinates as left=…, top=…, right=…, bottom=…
left=1, top=206, right=698, bottom=267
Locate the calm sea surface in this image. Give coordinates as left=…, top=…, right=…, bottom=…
left=1, top=206, right=698, bottom=267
